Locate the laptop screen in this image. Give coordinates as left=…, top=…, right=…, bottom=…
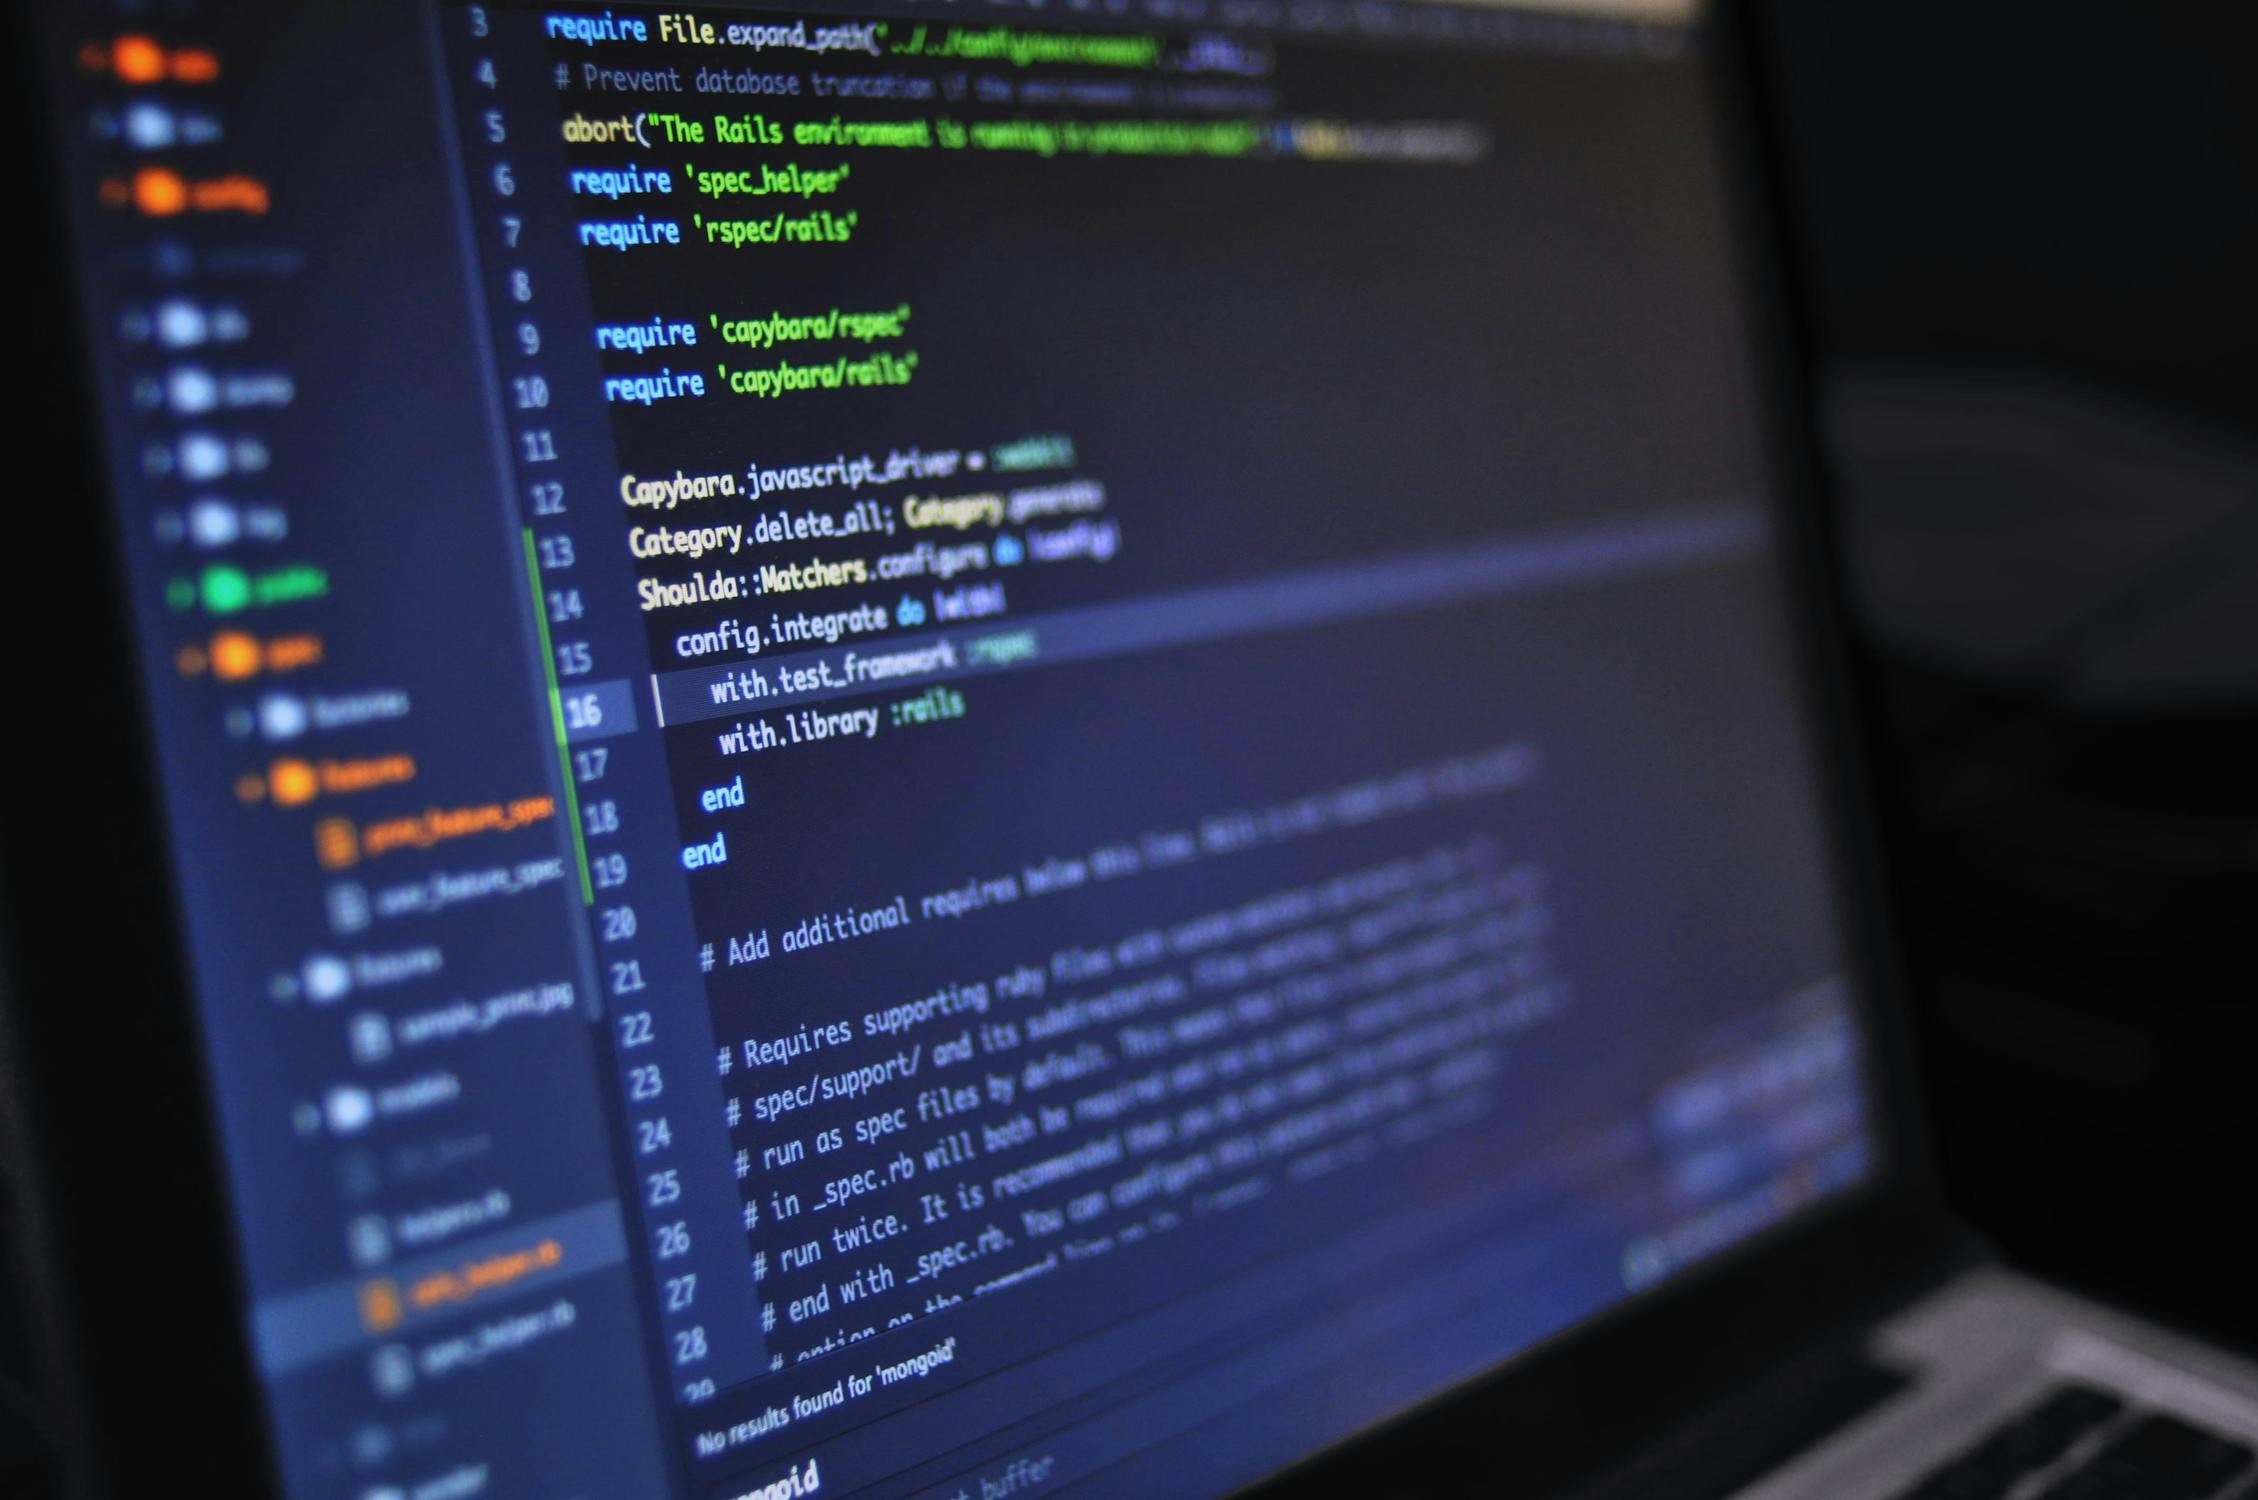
left=29, top=0, right=1877, bottom=1493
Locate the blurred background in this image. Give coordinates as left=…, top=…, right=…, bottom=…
left=5, top=3, right=2256, bottom=1488
left=1747, top=0, right=2258, bottom=1349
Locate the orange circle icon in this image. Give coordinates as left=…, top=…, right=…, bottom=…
left=358, top=1279, right=403, bottom=1334
left=269, top=759, right=319, bottom=806
left=210, top=631, right=262, bottom=680
left=314, top=818, right=360, bottom=870
left=112, top=35, right=165, bottom=84
left=134, top=168, right=188, bottom=217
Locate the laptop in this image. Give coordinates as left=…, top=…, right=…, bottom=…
left=1, top=0, right=2251, bottom=1496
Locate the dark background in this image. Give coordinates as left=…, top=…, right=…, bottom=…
left=1746, top=0, right=2258, bottom=1351
left=7, top=0, right=2258, bottom=1489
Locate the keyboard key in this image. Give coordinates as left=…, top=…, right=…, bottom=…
left=1893, top=1383, right=2128, bottom=1500
left=2034, top=1413, right=2255, bottom=1500
left=1899, top=1457, right=2026, bottom=1499
left=2029, top=1475, right=2127, bottom=1500
left=2091, top=1414, right=2254, bottom=1496
left=2036, top=1386, right=2133, bottom=1433
left=1980, top=1384, right=2129, bottom=1469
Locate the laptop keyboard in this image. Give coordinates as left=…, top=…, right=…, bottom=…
left=1892, top=1382, right=2256, bottom=1500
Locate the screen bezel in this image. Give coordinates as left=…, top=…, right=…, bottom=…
left=0, top=2, right=1959, bottom=1494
